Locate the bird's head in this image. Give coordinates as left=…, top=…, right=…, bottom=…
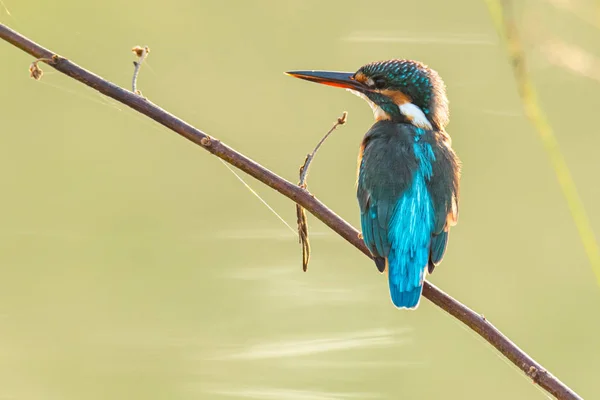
left=286, top=59, right=448, bottom=130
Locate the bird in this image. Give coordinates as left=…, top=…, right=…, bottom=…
left=286, top=59, right=461, bottom=309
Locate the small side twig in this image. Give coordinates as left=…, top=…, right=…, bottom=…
left=131, top=45, right=150, bottom=95
left=296, top=111, right=347, bottom=271
left=28, top=55, right=57, bottom=80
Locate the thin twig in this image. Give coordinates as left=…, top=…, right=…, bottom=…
left=299, top=112, right=347, bottom=186
left=131, top=45, right=149, bottom=94
left=0, top=23, right=582, bottom=400
left=296, top=204, right=310, bottom=271
left=297, top=111, right=347, bottom=271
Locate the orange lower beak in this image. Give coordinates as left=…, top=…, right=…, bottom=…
left=285, top=70, right=367, bottom=92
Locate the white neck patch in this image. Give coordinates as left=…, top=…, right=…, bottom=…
left=398, top=103, right=433, bottom=130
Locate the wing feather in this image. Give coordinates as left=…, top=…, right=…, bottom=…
left=425, top=131, right=460, bottom=271
left=357, top=122, right=416, bottom=272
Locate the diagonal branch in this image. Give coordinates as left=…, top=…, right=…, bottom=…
left=0, top=23, right=582, bottom=400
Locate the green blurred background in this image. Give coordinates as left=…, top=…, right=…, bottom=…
left=1, top=0, right=599, bottom=399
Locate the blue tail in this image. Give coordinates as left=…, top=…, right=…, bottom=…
left=387, top=246, right=427, bottom=308
left=389, top=278, right=424, bottom=309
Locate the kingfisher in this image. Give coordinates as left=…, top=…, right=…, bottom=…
left=287, top=59, right=461, bottom=309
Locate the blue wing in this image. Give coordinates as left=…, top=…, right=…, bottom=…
left=359, top=194, right=392, bottom=272
left=357, top=122, right=417, bottom=273
left=425, top=131, right=460, bottom=272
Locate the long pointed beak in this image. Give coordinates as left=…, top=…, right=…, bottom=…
left=285, top=70, right=367, bottom=92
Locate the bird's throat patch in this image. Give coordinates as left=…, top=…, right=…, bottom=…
left=347, top=89, right=391, bottom=121
left=347, top=87, right=433, bottom=128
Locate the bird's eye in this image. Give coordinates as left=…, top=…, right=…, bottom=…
left=372, top=76, right=387, bottom=89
